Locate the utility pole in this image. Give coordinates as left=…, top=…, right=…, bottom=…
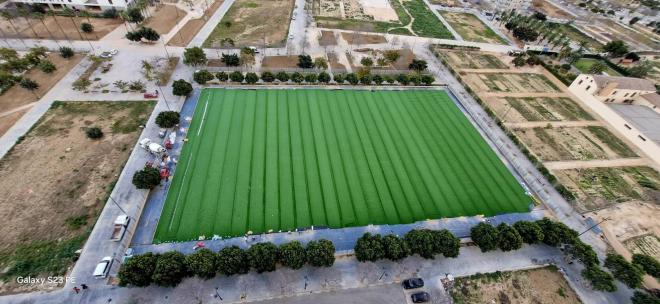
left=579, top=217, right=610, bottom=236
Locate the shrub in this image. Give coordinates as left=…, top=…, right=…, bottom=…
left=384, top=75, right=395, bottom=84
left=80, top=22, right=94, bottom=33
left=155, top=111, right=180, bottom=128
left=632, top=254, right=660, bottom=278
left=314, top=57, right=328, bottom=69
left=229, top=71, right=244, bottom=83
left=102, top=8, right=119, bottom=18
left=276, top=71, right=289, bottom=82
left=359, top=74, right=372, bottom=85
left=433, top=229, right=460, bottom=258
left=396, top=74, right=409, bottom=85
left=298, top=55, right=314, bottom=68
left=193, top=69, right=214, bottom=84
left=404, top=229, right=436, bottom=259
left=360, top=57, right=373, bottom=67
left=384, top=50, right=400, bottom=63
left=38, top=60, right=56, bottom=73
left=216, top=71, right=228, bottom=82
left=382, top=234, right=410, bottom=261
left=306, top=239, right=335, bottom=267
left=247, top=242, right=279, bottom=273
left=631, top=291, right=660, bottom=304
left=152, top=251, right=188, bottom=287
left=420, top=75, right=434, bottom=85
left=132, top=166, right=161, bottom=189
left=604, top=253, right=644, bottom=288
left=172, top=79, right=192, bottom=96
left=129, top=80, right=145, bottom=91
left=126, top=7, right=144, bottom=23
left=278, top=241, right=306, bottom=269
left=118, top=253, right=158, bottom=287
left=139, top=27, right=160, bottom=41
left=345, top=73, right=358, bottom=85
left=497, top=223, right=523, bottom=252
left=409, top=59, right=427, bottom=72
left=512, top=56, right=525, bottom=68
left=216, top=246, right=249, bottom=276
left=291, top=72, right=304, bottom=83
left=333, top=73, right=344, bottom=84
left=512, top=221, right=544, bottom=244
left=581, top=265, right=617, bottom=292
left=185, top=248, right=217, bottom=280
left=354, top=233, right=385, bottom=262
left=125, top=30, right=143, bottom=42
left=183, top=47, right=207, bottom=66
left=245, top=72, right=259, bottom=84
left=408, top=74, right=421, bottom=85
left=261, top=71, right=275, bottom=83
left=85, top=127, right=103, bottom=139
left=19, top=78, right=38, bottom=91
left=59, top=46, right=74, bottom=58
left=72, top=78, right=91, bottom=91
left=373, top=74, right=384, bottom=85
left=304, top=73, right=318, bottom=83
left=318, top=71, right=331, bottom=83
left=471, top=223, right=499, bottom=252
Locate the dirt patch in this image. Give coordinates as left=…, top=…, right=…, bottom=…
left=439, top=11, right=506, bottom=44
left=450, top=267, right=580, bottom=304
left=0, top=109, right=28, bottom=137
left=203, top=0, right=295, bottom=48
left=437, top=50, right=508, bottom=69
left=531, top=0, right=573, bottom=19
left=144, top=4, right=187, bottom=35
left=262, top=55, right=300, bottom=69
left=327, top=52, right=347, bottom=71
left=168, top=0, right=224, bottom=46
left=0, top=53, right=84, bottom=136
left=462, top=72, right=560, bottom=93
left=0, top=101, right=155, bottom=294
left=429, top=0, right=459, bottom=6
left=485, top=97, right=594, bottom=122
left=592, top=202, right=660, bottom=255
left=340, top=32, right=387, bottom=44
left=0, top=15, right=122, bottom=40
left=314, top=0, right=399, bottom=22
left=319, top=30, right=338, bottom=45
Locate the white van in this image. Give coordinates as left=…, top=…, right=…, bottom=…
left=93, top=256, right=113, bottom=279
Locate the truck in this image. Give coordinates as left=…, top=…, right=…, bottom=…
left=139, top=138, right=166, bottom=156
left=111, top=215, right=130, bottom=241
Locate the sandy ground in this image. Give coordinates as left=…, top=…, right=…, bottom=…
left=0, top=53, right=84, bottom=136
left=0, top=15, right=122, bottom=40
left=531, top=0, right=574, bottom=19
left=327, top=52, right=347, bottom=71
left=438, top=50, right=509, bottom=70
left=145, top=4, right=187, bottom=35
left=319, top=30, right=338, bottom=46
left=261, top=55, right=301, bottom=69
left=450, top=267, right=581, bottom=304
left=429, top=0, right=459, bottom=7
left=340, top=32, right=387, bottom=44
left=168, top=0, right=224, bottom=46
left=359, top=0, right=398, bottom=22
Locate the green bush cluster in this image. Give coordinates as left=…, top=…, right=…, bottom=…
left=196, top=71, right=435, bottom=86
left=0, top=47, right=47, bottom=94
left=355, top=229, right=459, bottom=262
left=119, top=240, right=335, bottom=287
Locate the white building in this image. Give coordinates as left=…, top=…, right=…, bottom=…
left=569, top=74, right=656, bottom=105
left=11, top=0, right=134, bottom=11
left=493, top=0, right=530, bottom=12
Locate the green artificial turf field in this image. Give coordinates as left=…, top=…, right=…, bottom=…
left=154, top=89, right=531, bottom=242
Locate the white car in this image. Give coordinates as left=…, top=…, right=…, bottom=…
left=93, top=256, right=113, bottom=279
left=99, top=49, right=119, bottom=59
left=289, top=34, right=294, bottom=40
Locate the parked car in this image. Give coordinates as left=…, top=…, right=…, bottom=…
left=289, top=34, right=294, bottom=40
left=99, top=49, right=119, bottom=59
left=411, top=291, right=430, bottom=303
left=93, top=256, right=113, bottom=279
left=402, top=278, right=424, bottom=289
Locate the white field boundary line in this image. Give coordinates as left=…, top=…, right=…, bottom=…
left=168, top=92, right=211, bottom=231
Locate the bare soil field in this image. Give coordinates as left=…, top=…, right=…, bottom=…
left=168, top=0, right=224, bottom=46
left=340, top=32, right=387, bottom=44
left=429, top=0, right=459, bottom=7
left=203, top=0, right=295, bottom=48
left=144, top=4, right=187, bottom=35
left=439, top=11, right=507, bottom=44
left=554, top=166, right=660, bottom=210
left=531, top=0, right=574, bottom=19
left=319, top=30, right=338, bottom=45
left=327, top=52, right=347, bottom=71
left=513, top=126, right=637, bottom=161
left=0, top=101, right=155, bottom=294
left=314, top=0, right=399, bottom=22
left=0, top=15, right=122, bottom=40
left=0, top=53, right=84, bottom=136
left=591, top=202, right=660, bottom=260
left=437, top=50, right=508, bottom=70
left=485, top=96, right=594, bottom=123
left=450, top=267, right=580, bottom=304
left=462, top=72, right=560, bottom=93
left=261, top=55, right=300, bottom=69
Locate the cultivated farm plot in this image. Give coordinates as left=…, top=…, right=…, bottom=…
left=489, top=97, right=594, bottom=122
left=555, top=166, right=660, bottom=210
left=513, top=126, right=637, bottom=161
left=625, top=234, right=660, bottom=261
left=154, top=89, right=531, bottom=242
left=436, top=50, right=508, bottom=70
left=546, top=23, right=602, bottom=52
left=439, top=11, right=507, bottom=44
left=203, top=0, right=295, bottom=48
left=464, top=73, right=560, bottom=93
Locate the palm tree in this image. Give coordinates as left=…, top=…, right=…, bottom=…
left=2, top=12, right=27, bottom=48
left=48, top=10, right=71, bottom=45
left=18, top=8, right=39, bottom=38
left=33, top=12, right=60, bottom=48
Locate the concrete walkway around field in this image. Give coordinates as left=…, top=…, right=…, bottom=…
left=544, top=158, right=650, bottom=170
left=504, top=120, right=603, bottom=129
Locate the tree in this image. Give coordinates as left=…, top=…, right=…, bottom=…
left=512, top=221, right=544, bottom=244
left=382, top=234, right=410, bottom=261
left=625, top=52, right=641, bottom=62
left=247, top=242, right=279, bottom=273
left=216, top=246, right=249, bottom=275
left=132, top=166, right=161, bottom=189
left=125, top=30, right=143, bottom=42
left=216, top=71, right=228, bottom=82
left=38, top=60, right=56, bottom=73
left=373, top=74, right=384, bottom=85
left=632, top=254, right=660, bottom=278
left=628, top=61, right=653, bottom=78
left=298, top=54, right=314, bottom=68
left=533, top=11, right=547, bottom=21
left=318, top=71, right=331, bottom=83
left=629, top=16, right=641, bottom=25
left=276, top=71, right=289, bottom=82
left=603, top=40, right=629, bottom=57
left=193, top=69, right=214, bottom=84
left=631, top=291, right=660, bottom=304
left=361, top=57, right=374, bottom=67
left=359, top=74, right=372, bottom=85
left=420, top=75, right=434, bottom=86
left=278, top=241, right=306, bottom=269
left=81, top=22, right=94, bottom=33
left=433, top=229, right=460, bottom=258
left=85, top=127, right=103, bottom=139
left=306, top=239, right=335, bottom=267
left=125, top=7, right=144, bottom=23
left=384, top=50, right=400, bottom=63
left=581, top=265, right=617, bottom=292
left=536, top=218, right=577, bottom=247
left=139, top=27, right=160, bottom=42
left=404, top=229, right=436, bottom=259
left=314, top=57, right=328, bottom=69
left=409, top=73, right=421, bottom=86
left=261, top=71, right=275, bottom=83
left=245, top=72, right=259, bottom=84
left=103, top=8, right=119, bottom=18
left=396, top=74, right=409, bottom=85
left=496, top=223, right=523, bottom=252
left=511, top=25, right=539, bottom=41
left=185, top=248, right=217, bottom=279
left=291, top=72, right=304, bottom=83
left=526, top=55, right=541, bottom=66
left=605, top=253, right=644, bottom=288
left=221, top=53, right=240, bottom=66
left=409, top=59, right=427, bottom=72
left=354, top=233, right=385, bottom=262
left=589, top=62, right=606, bottom=74
left=471, top=223, right=499, bottom=252
left=239, top=49, right=255, bottom=67
left=229, top=71, right=244, bottom=83
left=183, top=47, right=207, bottom=66
left=152, top=251, right=188, bottom=287
left=156, top=111, right=180, bottom=128
left=333, top=73, right=345, bottom=84
left=512, top=56, right=526, bottom=67
left=384, top=75, right=395, bottom=84
left=304, top=73, right=318, bottom=83
left=172, top=79, right=192, bottom=96
left=19, top=78, right=38, bottom=91
left=118, top=253, right=158, bottom=287
left=569, top=240, right=599, bottom=266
